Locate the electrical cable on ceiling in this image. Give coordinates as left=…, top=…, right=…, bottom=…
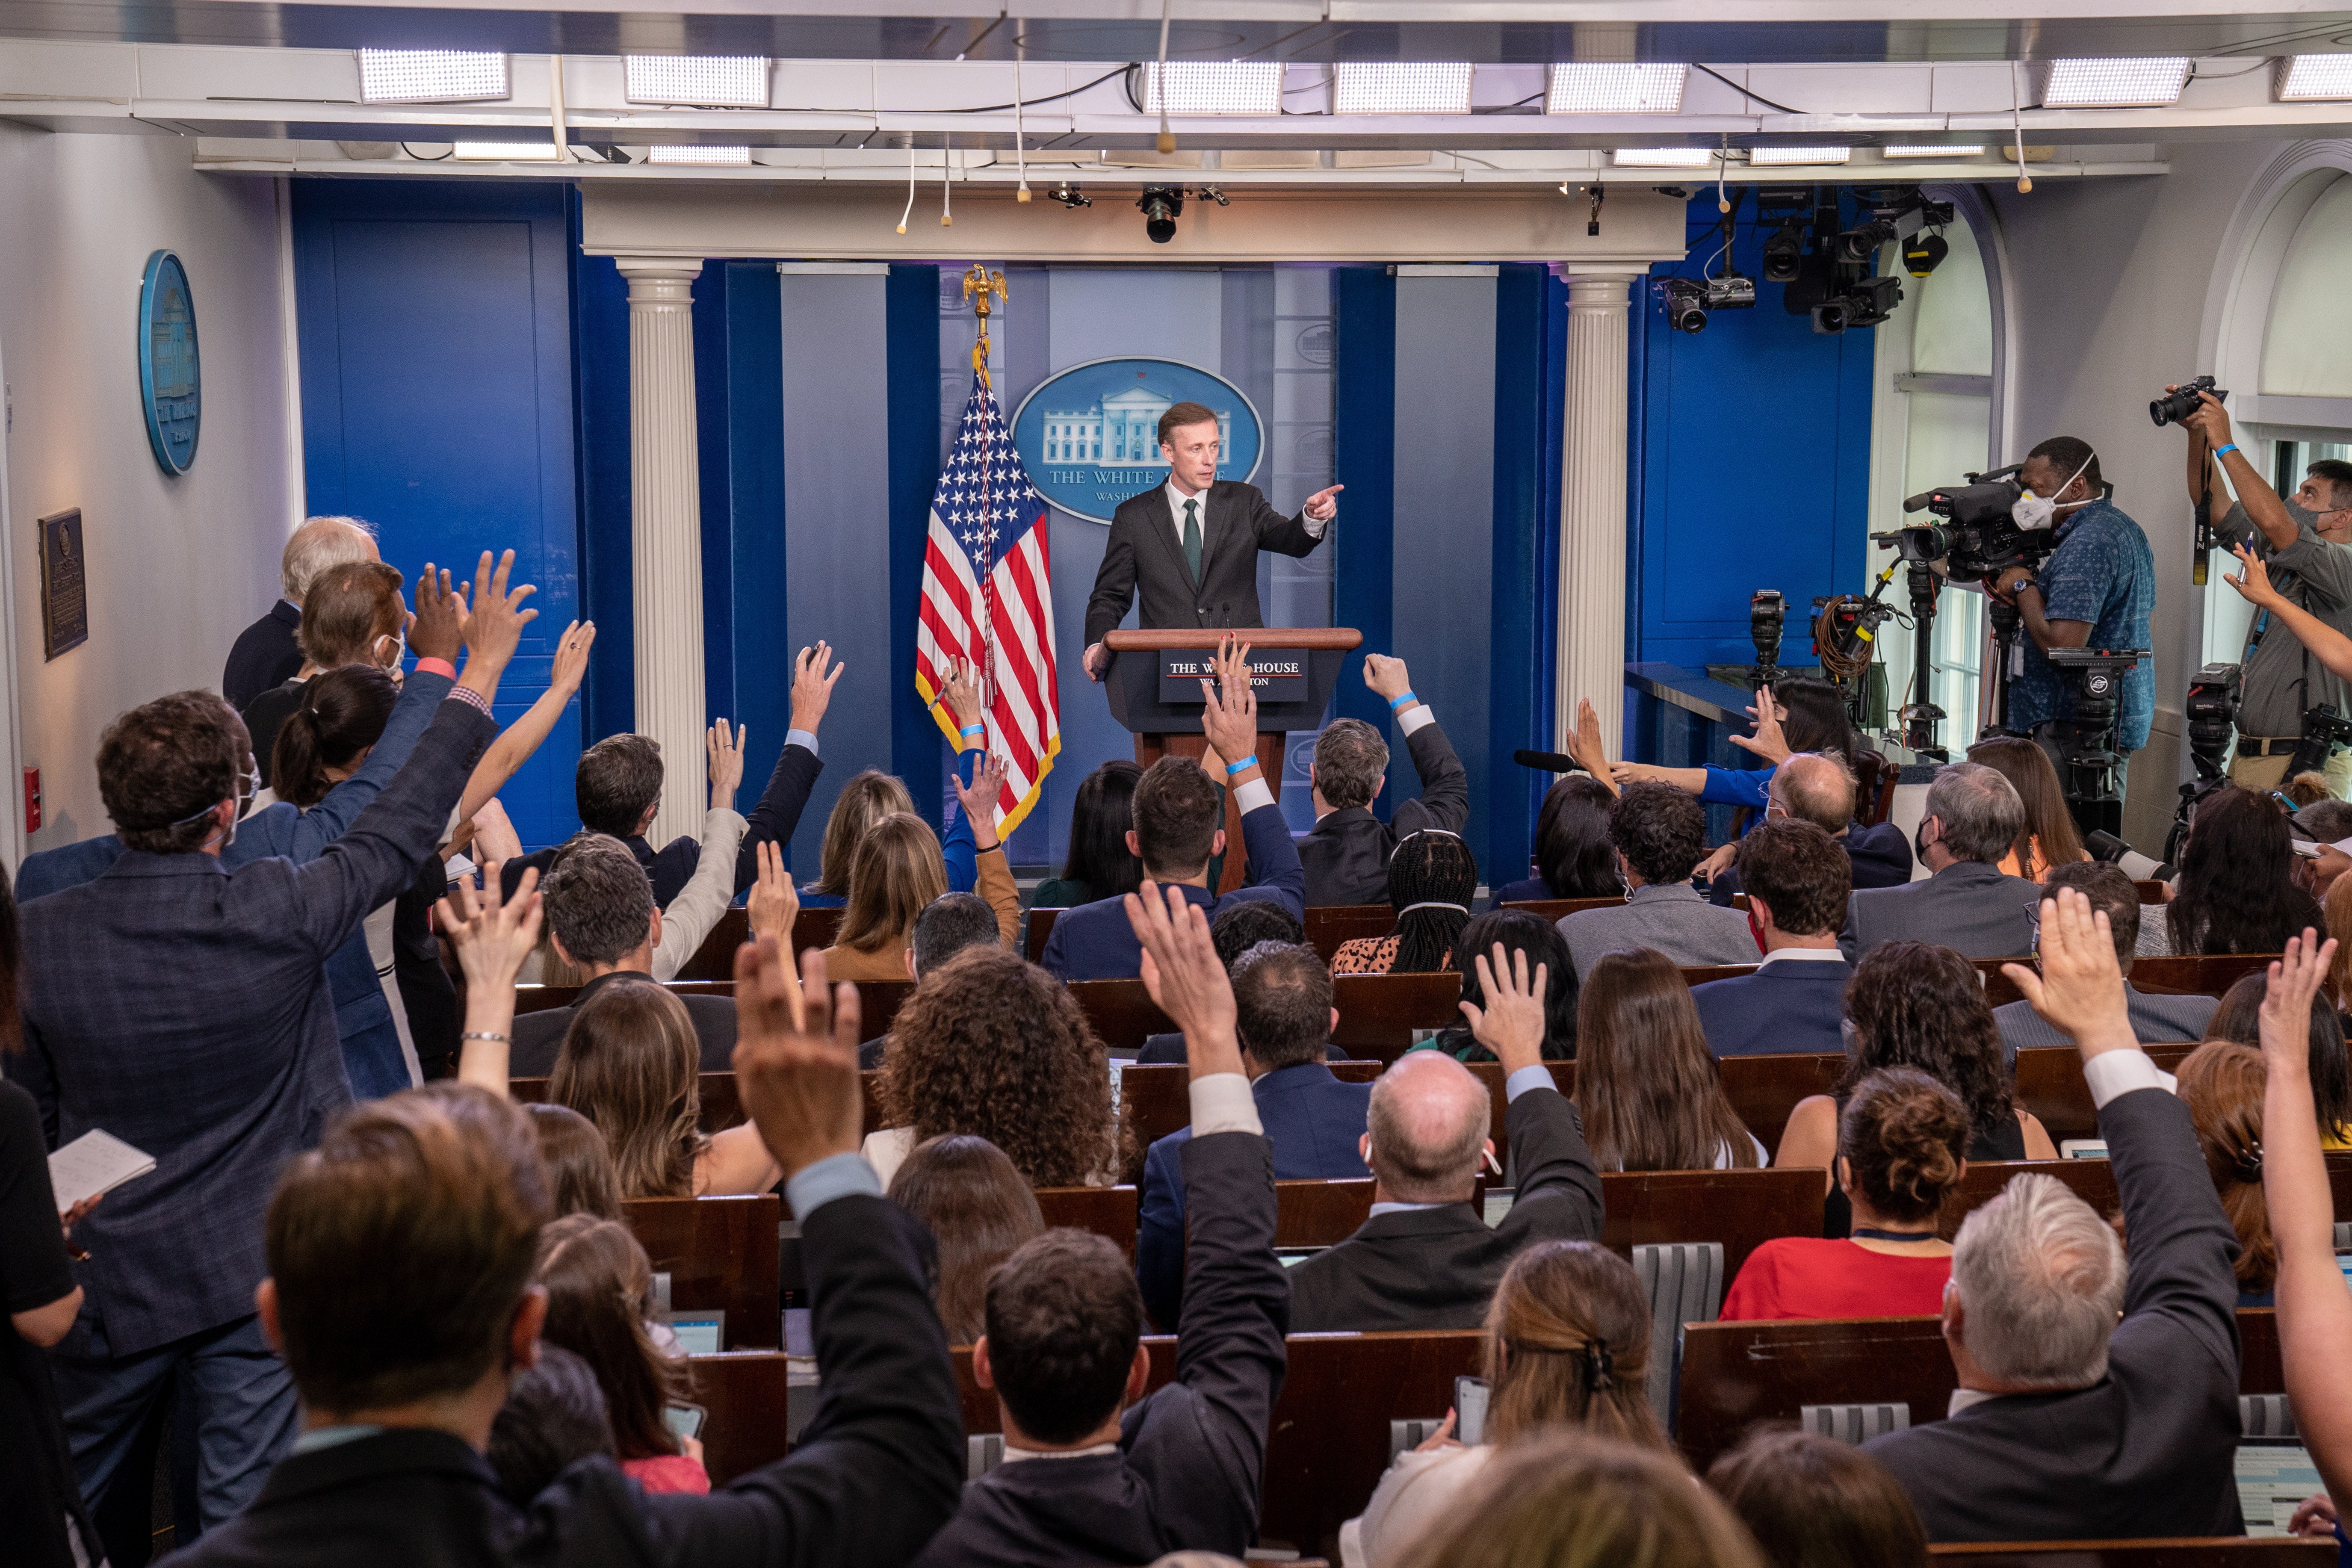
left=1717, top=135, right=1730, bottom=213
left=1154, top=0, right=1175, bottom=153
left=938, top=66, right=1127, bottom=115
left=897, top=136, right=917, bottom=233
left=2010, top=61, right=2033, bottom=193
left=399, top=142, right=452, bottom=160
left=1691, top=63, right=1805, bottom=116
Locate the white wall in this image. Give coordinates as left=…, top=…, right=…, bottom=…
left=0, top=129, right=294, bottom=858
left=1989, top=140, right=2292, bottom=851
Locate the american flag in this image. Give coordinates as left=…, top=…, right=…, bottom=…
left=916, top=370, right=1060, bottom=835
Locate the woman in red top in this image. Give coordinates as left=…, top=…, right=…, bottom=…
left=1723, top=1068, right=1966, bottom=1320
left=535, top=1213, right=712, bottom=1494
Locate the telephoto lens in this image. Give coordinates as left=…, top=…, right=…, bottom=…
left=2150, top=375, right=2226, bottom=427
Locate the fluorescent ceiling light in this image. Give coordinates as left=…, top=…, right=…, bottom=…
left=358, top=50, right=508, bottom=103
left=2276, top=55, right=2352, bottom=101
left=624, top=56, right=770, bottom=109
left=1333, top=62, right=1474, bottom=115
left=1612, top=147, right=1712, bottom=167
left=648, top=145, right=753, bottom=165
left=1141, top=62, right=1283, bottom=115
left=1883, top=144, right=1986, bottom=157
left=2041, top=57, right=2190, bottom=106
left=1546, top=63, right=1687, bottom=115
left=452, top=142, right=561, bottom=161
left=1749, top=145, right=1853, bottom=165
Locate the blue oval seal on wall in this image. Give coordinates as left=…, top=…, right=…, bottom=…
left=1010, top=357, right=1262, bottom=526
left=138, top=250, right=201, bottom=476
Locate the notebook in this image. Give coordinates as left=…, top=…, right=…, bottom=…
left=47, top=1129, right=156, bottom=1213
left=2237, top=1440, right=2324, bottom=1537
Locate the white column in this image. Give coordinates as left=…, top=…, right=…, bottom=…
left=1551, top=266, right=1643, bottom=759
left=615, top=257, right=707, bottom=848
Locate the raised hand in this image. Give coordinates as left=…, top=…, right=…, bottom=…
left=2000, top=886, right=2133, bottom=1060
left=2259, top=927, right=2339, bottom=1083
left=2226, top=543, right=2285, bottom=610
left=790, top=642, right=845, bottom=735
left=436, top=862, right=543, bottom=995
left=1362, top=652, right=1413, bottom=706
left=1303, top=483, right=1344, bottom=521
left=1729, top=687, right=1791, bottom=764
left=732, top=941, right=863, bottom=1181
left=954, top=753, right=1012, bottom=851
left=456, top=550, right=538, bottom=702
left=1198, top=634, right=1261, bottom=776
left=1460, top=942, right=1548, bottom=1073
left=708, top=718, right=746, bottom=811
left=467, top=797, right=524, bottom=865
left=549, top=619, right=597, bottom=695
left=409, top=564, right=464, bottom=665
left=2181, top=388, right=2234, bottom=451
left=747, top=839, right=801, bottom=946
left=1124, top=879, right=1242, bottom=1078
left=941, top=657, right=984, bottom=732
left=1569, top=697, right=1618, bottom=796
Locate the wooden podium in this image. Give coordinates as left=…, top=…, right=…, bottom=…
left=1101, top=627, right=1363, bottom=893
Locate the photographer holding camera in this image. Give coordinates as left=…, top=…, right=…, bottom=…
left=1986, top=437, right=2158, bottom=787
left=2176, top=386, right=2352, bottom=795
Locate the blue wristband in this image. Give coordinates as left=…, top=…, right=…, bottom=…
left=1225, top=757, right=1254, bottom=777
left=1388, top=690, right=1417, bottom=711
left=2215, top=443, right=2239, bottom=460
left=959, top=723, right=984, bottom=739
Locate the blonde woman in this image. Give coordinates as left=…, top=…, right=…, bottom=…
left=823, top=754, right=1018, bottom=981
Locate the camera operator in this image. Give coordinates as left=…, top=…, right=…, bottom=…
left=1986, top=436, right=2158, bottom=788
left=2178, top=387, right=2352, bottom=795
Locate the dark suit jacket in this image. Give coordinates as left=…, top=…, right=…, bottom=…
left=1136, top=1061, right=1372, bottom=1329
left=1993, top=983, right=2217, bottom=1060
left=1840, top=859, right=2045, bottom=962
left=1864, top=1084, right=2243, bottom=1541
left=13, top=696, right=493, bottom=1357
left=243, top=676, right=309, bottom=790
left=1710, top=820, right=1916, bottom=905
left=223, top=600, right=302, bottom=712
left=1083, top=479, right=1326, bottom=648
left=1300, top=718, right=1470, bottom=907
left=1288, top=1085, right=1603, bottom=1333
left=911, top=1129, right=1287, bottom=1568
left=1690, top=955, right=1854, bottom=1057
left=167, top=1189, right=966, bottom=1568
left=1040, top=799, right=1305, bottom=980
left=513, top=970, right=737, bottom=1077
left=19, top=670, right=458, bottom=1103
left=502, top=742, right=825, bottom=909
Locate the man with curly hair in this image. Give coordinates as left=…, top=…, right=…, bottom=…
left=1555, top=782, right=1758, bottom=980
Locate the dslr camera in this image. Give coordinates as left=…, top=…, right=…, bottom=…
left=1659, top=274, right=1756, bottom=335
left=2150, top=375, right=2227, bottom=428
left=1876, top=463, right=2056, bottom=580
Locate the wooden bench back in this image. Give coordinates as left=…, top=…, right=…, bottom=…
left=675, top=907, right=844, bottom=982
left=512, top=1073, right=747, bottom=1133
left=1028, top=903, right=1404, bottom=966
left=683, top=1351, right=794, bottom=1485
left=1501, top=896, right=1626, bottom=921
left=621, top=1194, right=780, bottom=1350
left=1068, top=972, right=1463, bottom=1061
left=1034, top=1185, right=1140, bottom=1255
left=1929, top=1542, right=2331, bottom=1565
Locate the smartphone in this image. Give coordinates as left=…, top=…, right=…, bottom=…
left=1454, top=1376, right=1491, bottom=1446
left=663, top=1402, right=707, bottom=1444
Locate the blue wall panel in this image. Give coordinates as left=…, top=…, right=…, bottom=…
left=294, top=179, right=581, bottom=849
left=888, top=265, right=948, bottom=837
left=1332, top=269, right=1397, bottom=750
left=1631, top=195, right=1875, bottom=676
left=568, top=199, right=632, bottom=752
left=1489, top=264, right=1567, bottom=890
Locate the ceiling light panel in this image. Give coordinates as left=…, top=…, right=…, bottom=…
left=649, top=145, right=753, bottom=165
left=358, top=50, right=508, bottom=103
left=1612, top=147, right=1712, bottom=167
left=625, top=56, right=768, bottom=108
left=2041, top=57, right=2190, bottom=106
left=2276, top=55, right=2352, bottom=102
left=1883, top=144, right=1986, bottom=157
left=1333, top=62, right=1474, bottom=115
left=1141, top=62, right=1283, bottom=115
left=1749, top=145, right=1853, bottom=165
left=452, top=142, right=560, bottom=161
left=1546, top=63, right=1687, bottom=115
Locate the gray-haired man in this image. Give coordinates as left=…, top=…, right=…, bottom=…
left=1839, top=763, right=2045, bottom=961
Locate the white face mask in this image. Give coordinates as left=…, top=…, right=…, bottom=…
left=2012, top=452, right=2096, bottom=532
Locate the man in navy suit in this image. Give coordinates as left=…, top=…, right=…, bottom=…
left=1135, top=940, right=1371, bottom=1329
left=15, top=552, right=531, bottom=1541
left=1691, top=818, right=1855, bottom=1057
left=1042, top=637, right=1304, bottom=980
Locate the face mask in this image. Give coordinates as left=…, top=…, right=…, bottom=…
left=2287, top=496, right=2320, bottom=527
left=2012, top=452, right=2096, bottom=532
left=1914, top=818, right=1936, bottom=863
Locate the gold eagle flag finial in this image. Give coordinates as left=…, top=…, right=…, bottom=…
left=961, top=265, right=1008, bottom=386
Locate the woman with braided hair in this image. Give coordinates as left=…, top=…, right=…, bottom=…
left=1330, top=830, right=1479, bottom=976
left=1722, top=1068, right=1967, bottom=1320
left=1339, top=1241, right=1663, bottom=1568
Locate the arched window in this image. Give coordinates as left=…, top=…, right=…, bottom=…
left=1865, top=192, right=2006, bottom=749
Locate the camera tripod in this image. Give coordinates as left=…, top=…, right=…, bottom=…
left=1897, top=559, right=1949, bottom=761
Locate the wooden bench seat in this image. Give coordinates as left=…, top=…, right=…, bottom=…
left=1034, top=1185, right=1140, bottom=1255
left=621, top=1194, right=779, bottom=1350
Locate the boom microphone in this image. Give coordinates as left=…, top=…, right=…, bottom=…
left=1514, top=749, right=1581, bottom=772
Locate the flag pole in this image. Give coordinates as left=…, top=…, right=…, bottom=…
left=960, top=265, right=1008, bottom=720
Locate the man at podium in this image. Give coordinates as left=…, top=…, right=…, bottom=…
left=1081, top=400, right=1342, bottom=680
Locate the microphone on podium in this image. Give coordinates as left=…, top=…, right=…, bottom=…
left=1513, top=748, right=1582, bottom=772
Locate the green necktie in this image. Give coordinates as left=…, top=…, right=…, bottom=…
left=1182, top=497, right=1203, bottom=582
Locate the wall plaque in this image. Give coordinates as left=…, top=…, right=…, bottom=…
left=39, top=508, right=86, bottom=660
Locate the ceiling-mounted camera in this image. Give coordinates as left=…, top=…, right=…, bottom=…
left=1658, top=273, right=1758, bottom=334
left=1138, top=186, right=1185, bottom=243
left=1049, top=183, right=1093, bottom=209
